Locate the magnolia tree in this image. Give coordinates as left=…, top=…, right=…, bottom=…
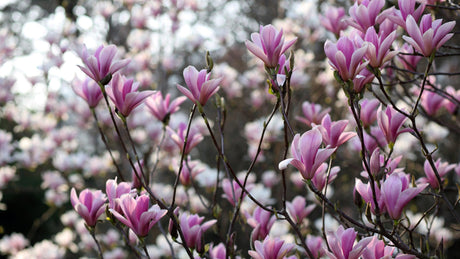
left=1, top=0, right=460, bottom=258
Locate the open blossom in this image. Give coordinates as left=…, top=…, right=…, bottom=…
left=222, top=177, right=255, bottom=206
left=352, top=68, right=374, bottom=93
left=167, top=122, right=204, bottom=155
left=315, top=114, right=356, bottom=148
left=320, top=6, right=348, bottom=36
left=324, top=36, right=368, bottom=81
left=296, top=101, right=331, bottom=127
left=286, top=196, right=315, bottom=225
left=178, top=212, right=217, bottom=253
left=245, top=24, right=297, bottom=68
left=106, top=74, right=155, bottom=117
left=70, top=188, right=107, bottom=227
left=279, top=128, right=336, bottom=180
left=420, top=85, right=446, bottom=115
left=78, top=44, right=130, bottom=84
left=145, top=92, right=186, bottom=123
left=363, top=26, right=398, bottom=68
left=305, top=235, right=325, bottom=259
left=443, top=86, right=460, bottom=114
left=359, top=99, right=380, bottom=127
left=177, top=65, right=222, bottom=106
left=109, top=194, right=167, bottom=237
left=245, top=206, right=276, bottom=242
left=419, top=158, right=456, bottom=189
left=377, top=105, right=411, bottom=146
left=381, top=173, right=428, bottom=219
left=326, top=226, right=372, bottom=259
left=105, top=178, right=132, bottom=214
left=403, top=14, right=456, bottom=57
left=348, top=0, right=387, bottom=32
left=388, top=0, right=426, bottom=29
left=311, top=163, right=340, bottom=191
left=248, top=236, right=295, bottom=259
left=362, top=236, right=395, bottom=259
left=71, top=78, right=103, bottom=108
left=355, top=178, right=385, bottom=214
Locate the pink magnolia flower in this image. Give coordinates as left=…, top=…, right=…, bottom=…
left=320, top=6, right=348, bottom=36
left=105, top=178, right=132, bottom=214
left=245, top=206, right=276, bottom=242
left=359, top=99, right=380, bottom=127
left=363, top=26, right=398, bottom=68
left=420, top=85, right=445, bottom=115
left=348, top=0, right=387, bottom=32
left=315, top=114, right=356, bottom=148
left=245, top=24, right=297, bottom=68
left=167, top=122, right=204, bottom=155
left=305, top=235, right=325, bottom=259
left=222, top=177, right=255, bottom=206
left=70, top=188, right=107, bottom=227
left=173, top=158, right=205, bottom=186
left=361, top=149, right=404, bottom=178
left=443, top=86, right=460, bottom=114
left=381, top=173, right=428, bottom=219
left=403, top=14, right=456, bottom=57
left=296, top=101, right=331, bottom=127
left=78, top=44, right=130, bottom=84
left=279, top=128, right=336, bottom=180
left=324, top=36, right=368, bottom=81
left=248, top=236, right=295, bottom=259
left=388, top=0, right=426, bottom=29
left=311, top=163, right=340, bottom=192
left=177, top=65, right=222, bottom=106
left=396, top=43, right=423, bottom=71
left=377, top=105, right=411, bottom=146
left=178, top=212, right=217, bottom=253
left=419, top=158, right=456, bottom=189
left=286, top=196, right=316, bottom=225
left=326, top=226, right=372, bottom=259
left=145, top=92, right=186, bottom=123
left=106, top=74, right=155, bottom=117
left=355, top=178, right=385, bottom=214
left=362, top=236, right=395, bottom=259
left=72, top=78, right=103, bottom=108
left=352, top=68, right=374, bottom=93
left=109, top=194, right=167, bottom=237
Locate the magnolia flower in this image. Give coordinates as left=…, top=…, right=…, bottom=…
left=326, top=226, right=372, bottom=259
left=362, top=236, right=395, bottom=259
left=105, top=178, right=132, bottom=214
left=78, top=44, right=130, bottom=84
left=403, top=14, right=456, bottom=57
left=348, top=0, right=387, bottom=32
left=245, top=24, right=297, bottom=68
left=419, top=158, right=456, bottom=189
left=177, top=65, right=222, bottom=106
left=286, top=196, right=315, bottom=225
left=248, top=236, right=295, bottom=259
left=178, top=212, right=217, bottom=253
left=363, top=26, right=398, bottom=68
left=145, top=92, right=186, bottom=123
left=106, top=74, right=155, bottom=117
left=245, top=206, right=276, bottom=242
left=279, top=128, right=336, bottom=180
left=167, top=122, right=204, bottom=155
left=377, top=105, right=411, bottom=146
left=324, top=36, right=368, bottom=81
left=320, top=6, right=348, bottom=36
left=296, top=101, right=331, bottom=127
left=352, top=68, right=375, bottom=93
left=71, top=78, right=103, bottom=108
left=315, top=114, right=356, bottom=148
left=388, top=0, right=426, bottom=29
left=381, top=173, right=428, bottom=219
left=359, top=99, right=380, bottom=127
left=305, top=235, right=325, bottom=259
left=70, top=188, right=106, bottom=227
left=110, top=194, right=167, bottom=237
